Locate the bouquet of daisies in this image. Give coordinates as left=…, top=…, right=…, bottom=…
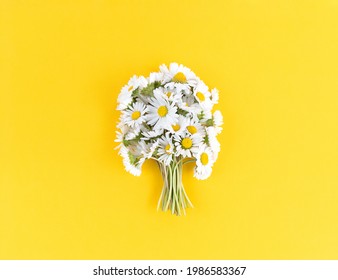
left=116, top=63, right=222, bottom=215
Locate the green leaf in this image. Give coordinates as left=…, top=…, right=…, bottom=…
left=204, top=134, right=209, bottom=145
left=128, top=151, right=137, bottom=165
left=131, top=88, right=140, bottom=97
left=197, top=111, right=205, bottom=120
left=177, top=108, right=188, bottom=116
left=140, top=82, right=156, bottom=96
left=123, top=139, right=131, bottom=147
left=205, top=118, right=214, bottom=126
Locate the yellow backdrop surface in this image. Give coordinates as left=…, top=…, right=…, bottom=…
left=1, top=0, right=338, bottom=259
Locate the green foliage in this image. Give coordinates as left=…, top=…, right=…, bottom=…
left=177, top=108, right=188, bottom=116
left=139, top=81, right=161, bottom=97
left=206, top=118, right=214, bottom=126
left=128, top=151, right=137, bottom=165
left=204, top=134, right=209, bottom=146
left=197, top=111, right=205, bottom=120
left=123, top=139, right=131, bottom=147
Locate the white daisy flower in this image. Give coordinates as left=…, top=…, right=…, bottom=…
left=174, top=132, right=203, bottom=158
left=124, top=129, right=140, bottom=140
left=166, top=81, right=193, bottom=97
left=115, top=124, right=128, bottom=149
left=117, top=75, right=148, bottom=111
left=160, top=62, right=199, bottom=87
left=164, top=81, right=191, bottom=94
left=151, top=87, right=167, bottom=99
left=213, top=110, right=223, bottom=135
left=193, top=81, right=212, bottom=111
left=168, top=115, right=188, bottom=136
left=115, top=123, right=140, bottom=148
left=122, top=101, right=148, bottom=128
left=185, top=117, right=206, bottom=137
left=117, top=85, right=133, bottom=111
left=206, top=126, right=221, bottom=160
left=119, top=145, right=145, bottom=176
left=146, top=90, right=178, bottom=130
left=178, top=95, right=202, bottom=116
left=138, top=139, right=159, bottom=159
left=140, top=126, right=164, bottom=139
left=157, top=133, right=174, bottom=166
left=211, top=88, right=219, bottom=105
left=163, top=84, right=183, bottom=103
left=194, top=144, right=214, bottom=180
left=127, top=75, right=148, bottom=92
left=148, top=72, right=164, bottom=84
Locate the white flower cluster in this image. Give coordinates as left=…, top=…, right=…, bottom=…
left=116, top=63, right=223, bottom=180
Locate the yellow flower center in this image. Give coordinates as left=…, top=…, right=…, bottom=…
left=187, top=125, right=197, bottom=134
left=172, top=124, right=180, bottom=132
left=181, top=137, right=193, bottom=149
left=165, top=144, right=171, bottom=154
left=131, top=111, right=141, bottom=120
left=173, top=72, right=187, bottom=83
left=166, top=91, right=172, bottom=98
left=128, top=85, right=134, bottom=91
left=157, top=106, right=168, bottom=117
left=196, top=92, right=205, bottom=101
left=200, top=152, right=209, bottom=165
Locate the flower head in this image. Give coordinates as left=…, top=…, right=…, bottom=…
left=146, top=89, right=178, bottom=130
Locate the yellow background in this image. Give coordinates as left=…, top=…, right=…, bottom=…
left=1, top=0, right=338, bottom=259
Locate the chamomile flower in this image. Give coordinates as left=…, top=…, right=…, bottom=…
left=194, top=145, right=214, bottom=180
left=160, top=63, right=199, bottom=87
left=122, top=102, right=148, bottom=128
left=148, top=72, right=164, bottom=84
left=174, top=132, right=203, bottom=158
left=178, top=95, right=202, bottom=116
left=185, top=117, right=206, bottom=137
left=138, top=140, right=159, bottom=159
left=211, top=88, right=219, bottom=105
left=158, top=133, right=175, bottom=166
left=119, top=145, right=145, bottom=176
left=140, top=126, right=164, bottom=139
left=127, top=75, right=148, bottom=92
left=115, top=123, right=140, bottom=148
left=115, top=124, right=128, bottom=149
left=193, top=81, right=212, bottom=111
left=124, top=129, right=140, bottom=141
left=164, top=81, right=190, bottom=94
left=168, top=115, right=188, bottom=136
left=163, top=84, right=183, bottom=103
left=117, top=85, right=133, bottom=111
left=206, top=126, right=221, bottom=160
left=213, top=110, right=223, bottom=134
left=146, top=90, right=178, bottom=130
left=117, top=75, right=148, bottom=110
left=169, top=81, right=193, bottom=97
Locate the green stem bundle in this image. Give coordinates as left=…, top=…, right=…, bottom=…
left=157, top=158, right=193, bottom=215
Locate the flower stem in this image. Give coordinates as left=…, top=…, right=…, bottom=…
left=157, top=158, right=193, bottom=215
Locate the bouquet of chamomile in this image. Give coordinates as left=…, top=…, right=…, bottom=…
left=115, top=63, right=222, bottom=215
